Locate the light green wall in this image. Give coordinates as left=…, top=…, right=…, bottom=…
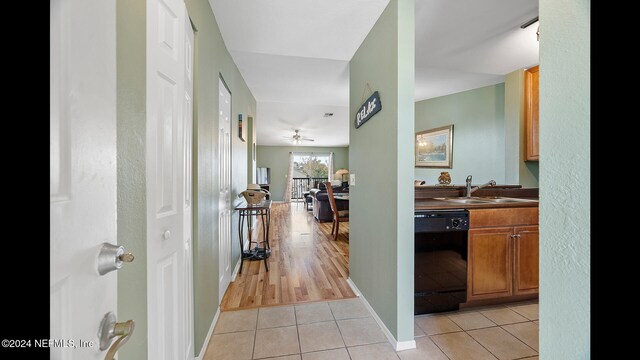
left=522, top=155, right=539, bottom=186
left=256, top=146, right=349, bottom=201
left=415, top=78, right=540, bottom=188
left=185, top=0, right=256, bottom=355
left=117, top=1, right=256, bottom=358
left=504, top=70, right=539, bottom=187
left=349, top=0, right=415, bottom=343
left=539, top=0, right=590, bottom=358
left=504, top=70, right=523, bottom=184
left=116, top=0, right=147, bottom=358
left=415, top=84, right=506, bottom=185
left=248, top=117, right=256, bottom=184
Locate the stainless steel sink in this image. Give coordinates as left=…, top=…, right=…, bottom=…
left=433, top=197, right=493, bottom=204
left=477, top=197, right=538, bottom=203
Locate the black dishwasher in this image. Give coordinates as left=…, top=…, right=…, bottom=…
left=415, top=210, right=469, bottom=315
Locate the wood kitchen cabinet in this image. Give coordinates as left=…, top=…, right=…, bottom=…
left=513, top=225, right=539, bottom=295
left=468, top=227, right=513, bottom=300
left=467, top=208, right=539, bottom=302
left=525, top=65, right=539, bottom=161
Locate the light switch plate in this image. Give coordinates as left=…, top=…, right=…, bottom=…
left=349, top=174, right=355, bottom=186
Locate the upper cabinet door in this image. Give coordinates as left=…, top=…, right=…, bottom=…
left=525, top=65, right=539, bottom=161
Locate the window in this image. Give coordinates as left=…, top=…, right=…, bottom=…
left=289, top=153, right=332, bottom=200
left=292, top=153, right=330, bottom=179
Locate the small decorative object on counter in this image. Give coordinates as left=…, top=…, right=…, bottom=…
left=414, top=180, right=426, bottom=186
left=240, top=183, right=270, bottom=205
left=438, top=172, right=452, bottom=185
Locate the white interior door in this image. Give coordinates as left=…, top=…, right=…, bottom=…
left=50, top=0, right=117, bottom=359
left=182, top=13, right=195, bottom=360
left=218, top=77, right=232, bottom=302
left=146, top=0, right=191, bottom=359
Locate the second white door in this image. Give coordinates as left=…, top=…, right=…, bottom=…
left=218, top=77, right=232, bottom=302
left=146, top=0, right=194, bottom=359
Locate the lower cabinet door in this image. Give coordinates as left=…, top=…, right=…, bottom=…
left=514, top=225, right=539, bottom=295
left=468, top=227, right=513, bottom=301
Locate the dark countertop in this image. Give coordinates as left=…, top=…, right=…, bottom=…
left=415, top=198, right=539, bottom=211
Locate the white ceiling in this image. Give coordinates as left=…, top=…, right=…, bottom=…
left=208, top=0, right=539, bottom=147
left=256, top=102, right=349, bottom=147
left=415, top=0, right=539, bottom=100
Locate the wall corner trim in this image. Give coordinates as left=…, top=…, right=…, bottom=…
left=396, top=339, right=418, bottom=351
left=346, top=278, right=416, bottom=352
left=195, top=306, right=220, bottom=360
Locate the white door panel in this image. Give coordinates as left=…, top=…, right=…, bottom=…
left=147, top=0, right=193, bottom=358
left=50, top=0, right=117, bottom=359
left=218, top=78, right=232, bottom=302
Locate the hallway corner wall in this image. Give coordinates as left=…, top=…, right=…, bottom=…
left=348, top=0, right=415, bottom=344
left=539, top=0, right=590, bottom=357
left=116, top=0, right=148, bottom=358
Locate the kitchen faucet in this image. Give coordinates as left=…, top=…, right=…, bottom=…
left=465, top=175, right=496, bottom=198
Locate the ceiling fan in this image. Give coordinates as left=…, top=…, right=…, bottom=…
left=283, top=129, right=314, bottom=144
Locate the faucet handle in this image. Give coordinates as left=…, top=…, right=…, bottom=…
left=489, top=180, right=496, bottom=186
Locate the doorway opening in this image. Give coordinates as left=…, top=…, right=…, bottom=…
left=289, top=152, right=331, bottom=202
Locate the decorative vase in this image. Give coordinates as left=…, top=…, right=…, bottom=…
left=438, top=172, right=451, bottom=185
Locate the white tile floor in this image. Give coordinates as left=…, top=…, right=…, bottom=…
left=204, top=298, right=539, bottom=360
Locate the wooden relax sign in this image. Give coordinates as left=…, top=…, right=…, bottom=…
left=354, top=91, right=382, bottom=129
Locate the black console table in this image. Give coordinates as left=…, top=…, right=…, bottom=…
left=234, top=200, right=272, bottom=273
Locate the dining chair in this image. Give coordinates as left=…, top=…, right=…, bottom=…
left=323, top=182, right=349, bottom=241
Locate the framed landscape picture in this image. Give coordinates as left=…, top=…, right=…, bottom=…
left=415, top=125, right=453, bottom=168
left=238, top=114, right=246, bottom=142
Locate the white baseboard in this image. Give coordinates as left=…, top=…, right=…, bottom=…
left=231, top=256, right=242, bottom=282
left=195, top=306, right=220, bottom=360
left=395, top=339, right=417, bottom=351
left=346, top=278, right=362, bottom=297
left=346, top=278, right=416, bottom=352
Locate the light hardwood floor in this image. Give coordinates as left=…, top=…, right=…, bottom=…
left=220, top=202, right=355, bottom=311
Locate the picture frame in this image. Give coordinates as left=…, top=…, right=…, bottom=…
left=415, top=125, right=453, bottom=168
left=238, top=114, right=245, bottom=142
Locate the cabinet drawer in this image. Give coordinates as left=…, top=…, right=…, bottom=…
left=469, top=208, right=538, bottom=228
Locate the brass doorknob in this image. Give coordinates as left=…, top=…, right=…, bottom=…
left=104, top=320, right=135, bottom=360
left=98, top=312, right=135, bottom=360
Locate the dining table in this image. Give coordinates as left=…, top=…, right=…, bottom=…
left=333, top=194, right=349, bottom=202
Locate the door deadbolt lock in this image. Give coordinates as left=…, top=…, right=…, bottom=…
left=98, top=312, right=135, bottom=360
left=97, top=243, right=135, bottom=275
